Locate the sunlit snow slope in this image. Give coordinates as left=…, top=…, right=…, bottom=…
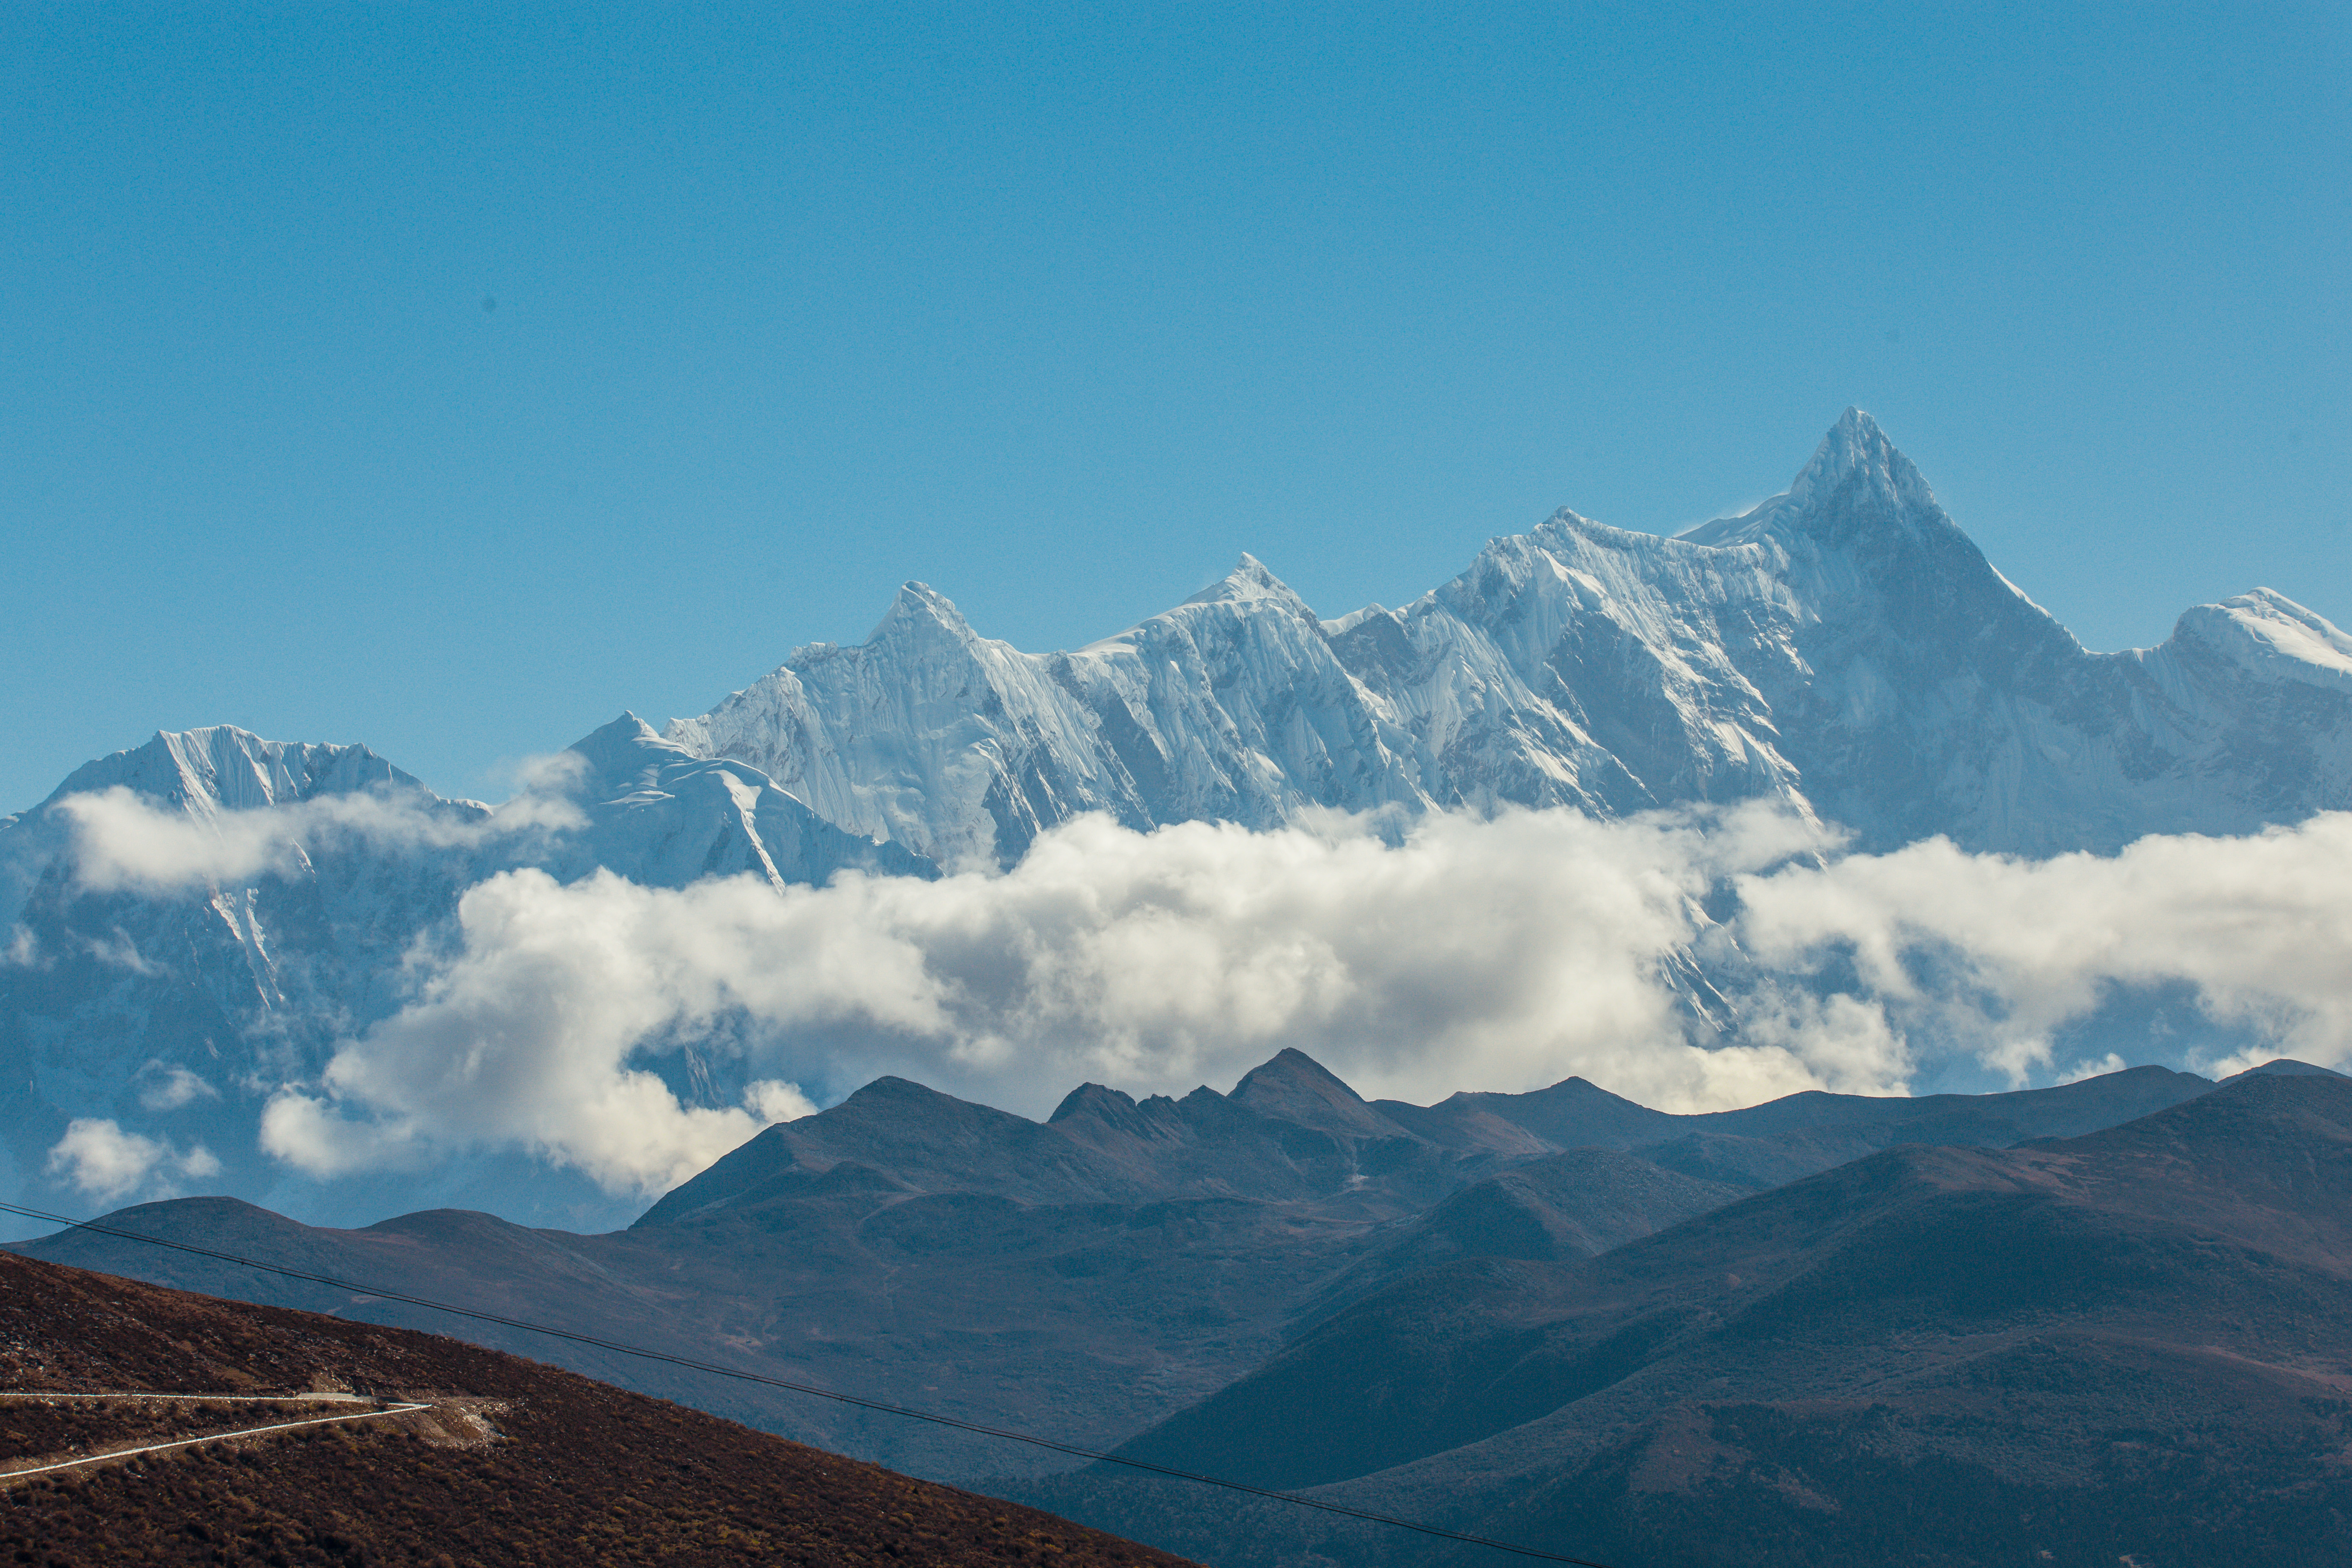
left=672, top=411, right=2352, bottom=864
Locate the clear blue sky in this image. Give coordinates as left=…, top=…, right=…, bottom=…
left=5, top=2, right=2346, bottom=813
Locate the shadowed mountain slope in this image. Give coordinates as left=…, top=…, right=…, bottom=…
left=0, top=1248, right=1196, bottom=1568
left=1036, top=1072, right=2352, bottom=1568
left=13, top=1052, right=2230, bottom=1498
left=1303, top=1148, right=1746, bottom=1317
left=643, top=1051, right=2218, bottom=1227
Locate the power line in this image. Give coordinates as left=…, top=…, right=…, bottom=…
left=0, top=1199, right=1617, bottom=1568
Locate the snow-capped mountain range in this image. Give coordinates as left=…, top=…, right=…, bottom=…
left=5, top=410, right=2349, bottom=1223
left=672, top=409, right=2352, bottom=866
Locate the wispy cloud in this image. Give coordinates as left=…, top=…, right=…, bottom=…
left=51, top=775, right=585, bottom=894
left=134, top=1061, right=220, bottom=1112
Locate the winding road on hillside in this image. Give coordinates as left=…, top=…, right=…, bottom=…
left=0, top=1392, right=436, bottom=1481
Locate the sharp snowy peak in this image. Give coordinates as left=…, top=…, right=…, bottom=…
left=666, top=555, right=1434, bottom=867
left=36, top=725, right=435, bottom=816
left=672, top=410, right=2352, bottom=862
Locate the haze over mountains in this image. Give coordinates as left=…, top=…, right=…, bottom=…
left=5, top=410, right=2352, bottom=1227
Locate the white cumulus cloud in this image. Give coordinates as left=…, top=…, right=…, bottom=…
left=1735, top=814, right=2352, bottom=1082
left=260, top=803, right=1853, bottom=1195
left=46, top=1119, right=222, bottom=1204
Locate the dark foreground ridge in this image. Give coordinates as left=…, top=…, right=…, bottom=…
left=15, top=1051, right=2219, bottom=1483
left=0, top=1195, right=1617, bottom=1568
left=0, top=1249, right=1196, bottom=1568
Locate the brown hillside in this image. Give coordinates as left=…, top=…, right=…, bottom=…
left=0, top=1249, right=1197, bottom=1568
left=1044, top=1073, right=2352, bottom=1567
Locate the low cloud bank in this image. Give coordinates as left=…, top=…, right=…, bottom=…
left=1737, top=818, right=2352, bottom=1083
left=260, top=803, right=1841, bottom=1193
left=274, top=806, right=2352, bottom=1192
left=51, top=791, right=2352, bottom=1198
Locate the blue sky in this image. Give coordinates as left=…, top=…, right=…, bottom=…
left=5, top=2, right=2346, bottom=812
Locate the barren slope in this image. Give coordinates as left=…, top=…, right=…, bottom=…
left=1030, top=1073, right=2352, bottom=1567
left=0, top=1249, right=1195, bottom=1568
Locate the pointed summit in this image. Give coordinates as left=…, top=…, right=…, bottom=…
left=866, top=581, right=981, bottom=646
left=1229, top=1048, right=1400, bottom=1137
left=565, top=712, right=687, bottom=781
left=1182, top=554, right=1316, bottom=616
left=1679, top=409, right=1942, bottom=547
left=1789, top=407, right=1937, bottom=514
left=575, top=711, right=662, bottom=748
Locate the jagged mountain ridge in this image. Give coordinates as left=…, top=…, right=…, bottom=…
left=6, top=408, right=2349, bottom=1226
left=672, top=410, right=2352, bottom=864
left=640, top=1046, right=2218, bottom=1228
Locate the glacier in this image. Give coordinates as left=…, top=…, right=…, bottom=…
left=5, top=409, right=2349, bottom=1223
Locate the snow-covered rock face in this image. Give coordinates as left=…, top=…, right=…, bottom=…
left=0, top=720, right=923, bottom=1226
left=666, top=557, right=1430, bottom=868
left=550, top=715, right=931, bottom=889
left=672, top=409, right=2352, bottom=863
